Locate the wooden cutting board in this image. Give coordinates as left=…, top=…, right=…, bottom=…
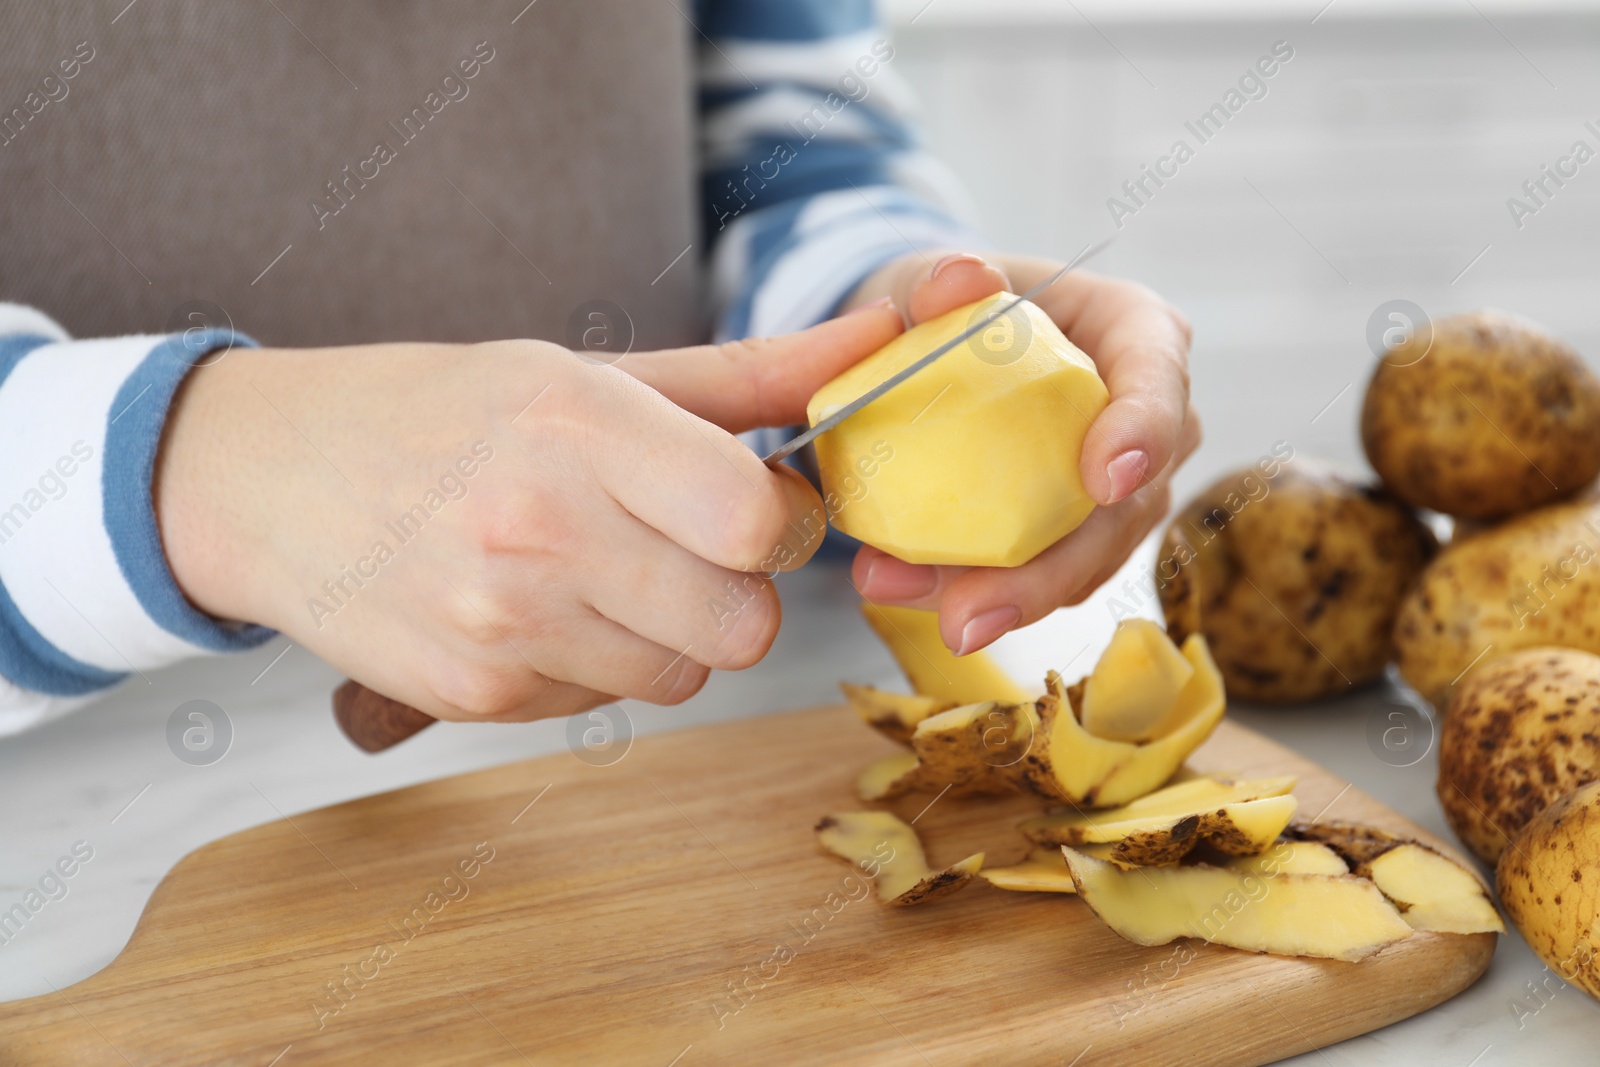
left=0, top=707, right=1494, bottom=1066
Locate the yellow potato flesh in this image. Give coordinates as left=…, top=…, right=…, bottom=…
left=1091, top=636, right=1229, bottom=805
left=856, top=751, right=922, bottom=801
left=810, top=293, right=1110, bottom=567
left=1019, top=776, right=1298, bottom=845
left=1041, top=635, right=1228, bottom=807
left=1062, top=847, right=1414, bottom=962
left=1080, top=619, right=1197, bottom=742
left=1361, top=844, right=1505, bottom=935
left=1225, top=841, right=1349, bottom=877
left=980, top=848, right=1077, bottom=893
left=845, top=625, right=1227, bottom=809
left=1019, top=779, right=1299, bottom=866
left=863, top=603, right=1031, bottom=705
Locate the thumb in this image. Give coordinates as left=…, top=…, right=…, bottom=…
left=614, top=301, right=904, bottom=433
left=901, top=252, right=1012, bottom=326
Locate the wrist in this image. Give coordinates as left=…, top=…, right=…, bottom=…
left=154, top=349, right=265, bottom=624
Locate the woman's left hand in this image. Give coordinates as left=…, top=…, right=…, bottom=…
left=838, top=250, right=1202, bottom=655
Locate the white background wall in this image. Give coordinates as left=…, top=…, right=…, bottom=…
left=885, top=5, right=1600, bottom=501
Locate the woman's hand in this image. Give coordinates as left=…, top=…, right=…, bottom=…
left=841, top=251, right=1200, bottom=655
left=154, top=304, right=904, bottom=722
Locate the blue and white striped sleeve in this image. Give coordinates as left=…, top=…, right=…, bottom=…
left=696, top=0, right=988, bottom=344
left=0, top=303, right=273, bottom=734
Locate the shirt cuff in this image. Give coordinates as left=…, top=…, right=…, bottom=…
left=0, top=326, right=274, bottom=726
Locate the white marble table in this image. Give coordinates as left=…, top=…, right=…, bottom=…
left=1, top=547, right=1595, bottom=1065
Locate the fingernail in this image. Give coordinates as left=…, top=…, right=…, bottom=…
left=956, top=605, right=1021, bottom=656
left=862, top=555, right=938, bottom=600
left=846, top=295, right=895, bottom=316
left=931, top=252, right=987, bottom=281
left=1104, top=449, right=1149, bottom=505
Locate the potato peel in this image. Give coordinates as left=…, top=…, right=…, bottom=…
left=1224, top=840, right=1348, bottom=877
left=815, top=811, right=982, bottom=907
left=1061, top=846, right=1414, bottom=962
left=860, top=604, right=1032, bottom=705
left=1019, top=776, right=1297, bottom=866
left=1080, top=619, right=1196, bottom=742
left=980, top=848, right=1077, bottom=894
left=856, top=751, right=922, bottom=802
left=842, top=682, right=955, bottom=747
left=1358, top=844, right=1504, bottom=935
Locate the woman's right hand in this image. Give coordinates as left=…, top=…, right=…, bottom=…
left=154, top=303, right=903, bottom=722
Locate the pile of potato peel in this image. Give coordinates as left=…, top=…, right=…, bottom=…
left=818, top=613, right=1502, bottom=963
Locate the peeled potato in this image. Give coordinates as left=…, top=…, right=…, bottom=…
left=1361, top=310, right=1600, bottom=519
left=809, top=293, right=1109, bottom=568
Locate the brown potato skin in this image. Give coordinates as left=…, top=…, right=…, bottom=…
left=1361, top=310, right=1600, bottom=519
left=1497, top=780, right=1600, bottom=1002
left=1158, top=462, right=1436, bottom=704
left=1437, top=648, right=1600, bottom=865
left=1393, top=498, right=1600, bottom=707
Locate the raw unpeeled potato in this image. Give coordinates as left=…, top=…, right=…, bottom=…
left=1496, top=780, right=1600, bottom=1001
left=1437, top=648, right=1600, bottom=864
left=1361, top=310, right=1600, bottom=519
left=1159, top=462, right=1436, bottom=704
left=809, top=293, right=1109, bottom=567
left=1394, top=500, right=1600, bottom=708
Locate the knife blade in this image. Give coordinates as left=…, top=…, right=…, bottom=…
left=761, top=236, right=1115, bottom=467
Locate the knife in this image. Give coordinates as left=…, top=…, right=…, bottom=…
left=334, top=238, right=1114, bottom=752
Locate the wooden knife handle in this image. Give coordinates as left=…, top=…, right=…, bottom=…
left=332, top=680, right=436, bottom=752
